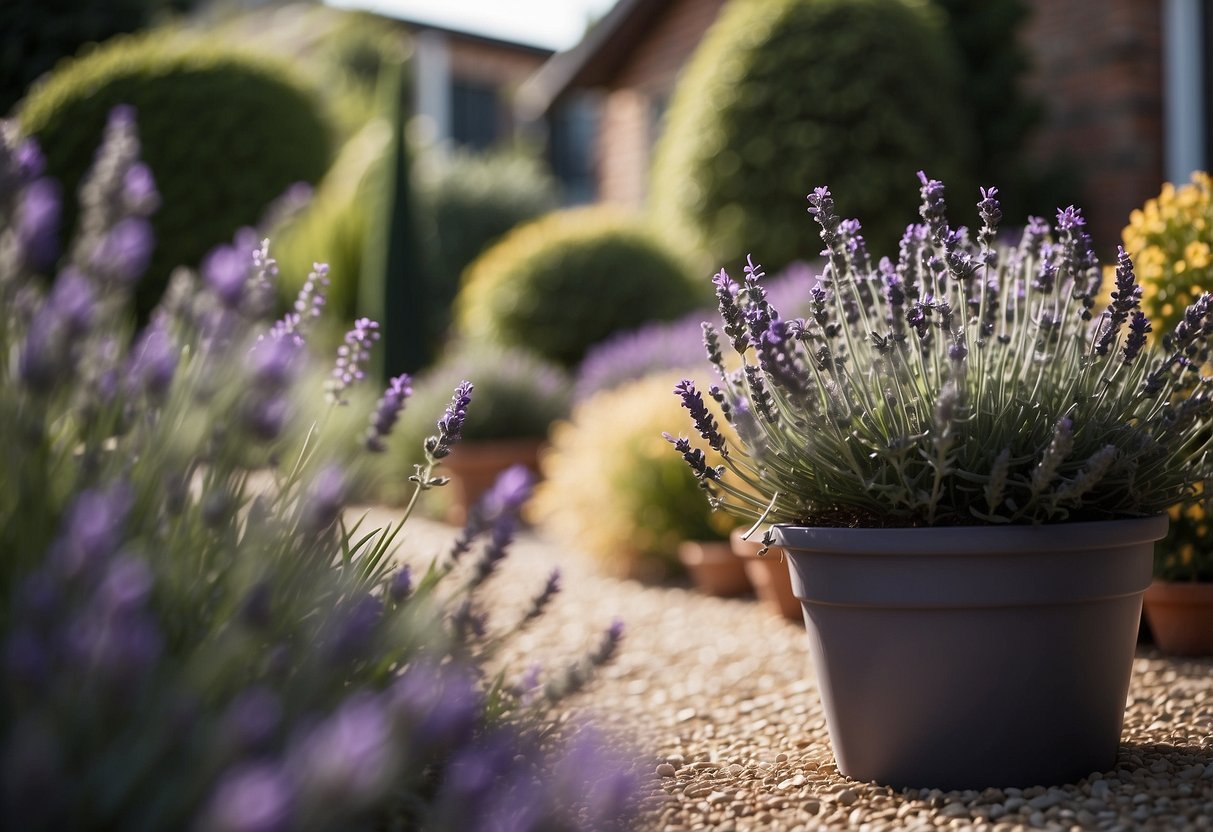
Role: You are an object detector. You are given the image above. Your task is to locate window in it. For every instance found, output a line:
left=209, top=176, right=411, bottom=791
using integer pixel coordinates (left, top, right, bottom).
left=450, top=80, right=500, bottom=150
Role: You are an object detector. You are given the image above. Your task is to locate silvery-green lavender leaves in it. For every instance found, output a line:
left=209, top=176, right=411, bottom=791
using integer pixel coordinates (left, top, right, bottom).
left=0, top=113, right=635, bottom=831
left=672, top=174, right=1213, bottom=528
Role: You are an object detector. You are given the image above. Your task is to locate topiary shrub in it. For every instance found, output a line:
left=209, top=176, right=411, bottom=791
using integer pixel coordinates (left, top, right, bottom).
left=273, top=120, right=391, bottom=324
left=383, top=345, right=571, bottom=487
left=417, top=150, right=558, bottom=342
left=534, top=372, right=733, bottom=582
left=18, top=32, right=334, bottom=314
left=649, top=0, right=974, bottom=269
left=455, top=208, right=705, bottom=367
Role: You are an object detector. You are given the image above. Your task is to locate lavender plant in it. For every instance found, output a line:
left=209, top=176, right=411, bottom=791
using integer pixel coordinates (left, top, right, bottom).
left=671, top=173, right=1213, bottom=535
left=0, top=114, right=636, bottom=831
left=575, top=263, right=816, bottom=402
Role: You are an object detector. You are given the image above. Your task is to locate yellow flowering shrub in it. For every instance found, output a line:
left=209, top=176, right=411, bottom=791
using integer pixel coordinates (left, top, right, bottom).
left=1122, top=171, right=1213, bottom=334
left=1121, top=174, right=1213, bottom=580
left=533, top=372, right=735, bottom=582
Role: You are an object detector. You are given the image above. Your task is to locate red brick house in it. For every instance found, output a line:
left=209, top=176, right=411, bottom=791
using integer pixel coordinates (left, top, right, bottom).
left=522, top=0, right=1209, bottom=249
left=387, top=16, right=554, bottom=151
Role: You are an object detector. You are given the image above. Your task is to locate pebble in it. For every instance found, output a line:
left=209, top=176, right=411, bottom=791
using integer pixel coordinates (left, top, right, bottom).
left=656, top=763, right=677, bottom=778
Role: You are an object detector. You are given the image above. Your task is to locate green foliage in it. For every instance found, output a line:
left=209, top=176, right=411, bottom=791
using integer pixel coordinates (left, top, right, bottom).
left=649, top=0, right=974, bottom=269
left=417, top=150, right=559, bottom=342
left=456, top=208, right=705, bottom=367
left=275, top=121, right=390, bottom=324
left=535, top=373, right=731, bottom=582
left=675, top=180, right=1213, bottom=530
left=19, top=32, right=334, bottom=314
left=0, top=0, right=177, bottom=115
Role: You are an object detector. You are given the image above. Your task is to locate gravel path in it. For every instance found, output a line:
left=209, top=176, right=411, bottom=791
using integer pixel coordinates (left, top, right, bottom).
left=376, top=511, right=1213, bottom=832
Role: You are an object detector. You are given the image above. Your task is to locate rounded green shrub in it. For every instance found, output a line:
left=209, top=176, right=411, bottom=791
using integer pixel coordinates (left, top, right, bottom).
left=274, top=120, right=391, bottom=322
left=379, top=345, right=570, bottom=503
left=455, top=208, right=705, bottom=367
left=19, top=32, right=334, bottom=313
left=534, top=372, right=732, bottom=581
left=417, top=150, right=558, bottom=341
left=649, top=0, right=974, bottom=269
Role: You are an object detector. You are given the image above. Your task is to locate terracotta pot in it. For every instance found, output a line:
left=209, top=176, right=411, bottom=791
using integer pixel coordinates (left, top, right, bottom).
left=729, top=528, right=801, bottom=621
left=773, top=516, right=1167, bottom=790
left=440, top=438, right=544, bottom=525
left=677, top=540, right=752, bottom=597
left=1143, top=580, right=1213, bottom=656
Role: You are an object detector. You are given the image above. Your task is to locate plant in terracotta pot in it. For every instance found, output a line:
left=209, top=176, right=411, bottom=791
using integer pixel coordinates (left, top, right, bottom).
left=669, top=174, right=1213, bottom=789
left=1120, top=171, right=1213, bottom=656
left=535, top=373, right=743, bottom=589
left=386, top=345, right=570, bottom=523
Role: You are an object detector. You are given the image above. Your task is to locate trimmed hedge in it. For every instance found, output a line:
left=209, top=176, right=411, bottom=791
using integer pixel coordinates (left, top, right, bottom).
left=19, top=32, right=333, bottom=313
left=649, top=0, right=975, bottom=269
left=417, top=151, right=558, bottom=342
left=455, top=208, right=705, bottom=367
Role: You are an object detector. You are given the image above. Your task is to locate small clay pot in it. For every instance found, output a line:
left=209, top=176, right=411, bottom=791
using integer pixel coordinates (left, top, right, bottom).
left=729, top=528, right=801, bottom=621
left=440, top=438, right=544, bottom=525
left=677, top=540, right=752, bottom=597
left=1143, top=580, right=1213, bottom=656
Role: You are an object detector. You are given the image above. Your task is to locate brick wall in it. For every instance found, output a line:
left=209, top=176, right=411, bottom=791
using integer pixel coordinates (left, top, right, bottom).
left=1021, top=0, right=1164, bottom=251
left=596, top=0, right=726, bottom=206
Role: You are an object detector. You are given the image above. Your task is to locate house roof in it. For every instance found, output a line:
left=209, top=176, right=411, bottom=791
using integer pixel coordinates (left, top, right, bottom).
left=390, top=16, right=556, bottom=59
left=517, top=0, right=669, bottom=118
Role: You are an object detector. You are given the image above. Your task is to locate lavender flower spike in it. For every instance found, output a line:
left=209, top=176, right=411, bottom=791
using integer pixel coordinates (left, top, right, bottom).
left=674, top=379, right=726, bottom=452
left=425, top=381, right=474, bottom=460
left=662, top=432, right=722, bottom=485
left=325, top=318, right=380, bottom=405
left=365, top=374, right=412, bottom=452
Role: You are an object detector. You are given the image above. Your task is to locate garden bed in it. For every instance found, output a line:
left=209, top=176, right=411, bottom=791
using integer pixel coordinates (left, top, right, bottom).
left=381, top=512, right=1213, bottom=832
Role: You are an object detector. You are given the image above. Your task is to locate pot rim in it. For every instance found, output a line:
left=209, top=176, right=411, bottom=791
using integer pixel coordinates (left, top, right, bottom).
left=772, top=515, right=1168, bottom=556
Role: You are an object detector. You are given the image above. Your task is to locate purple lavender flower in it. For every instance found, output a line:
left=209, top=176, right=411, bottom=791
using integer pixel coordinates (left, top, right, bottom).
left=365, top=373, right=412, bottom=452
left=91, top=216, right=154, bottom=285
left=202, top=243, right=250, bottom=308
left=122, top=162, right=159, bottom=215
left=674, top=379, right=726, bottom=452
left=247, top=335, right=300, bottom=390
left=522, top=568, right=561, bottom=624
left=1094, top=246, right=1143, bottom=356
left=125, top=319, right=178, bottom=398
left=325, top=317, right=379, bottom=405
left=425, top=380, right=474, bottom=460
left=807, top=186, right=841, bottom=248
left=52, top=484, right=134, bottom=577
left=977, top=186, right=1002, bottom=243
left=389, top=565, right=413, bottom=602
left=302, top=465, right=346, bottom=532
left=391, top=660, right=481, bottom=751
left=48, top=268, right=97, bottom=335
left=292, top=694, right=397, bottom=806
left=15, top=177, right=61, bottom=272
left=16, top=137, right=46, bottom=180
left=1123, top=310, right=1152, bottom=363
left=329, top=594, right=383, bottom=659
left=662, top=432, right=721, bottom=484
left=201, top=763, right=294, bottom=832
left=917, top=171, right=948, bottom=238
left=220, top=687, right=283, bottom=752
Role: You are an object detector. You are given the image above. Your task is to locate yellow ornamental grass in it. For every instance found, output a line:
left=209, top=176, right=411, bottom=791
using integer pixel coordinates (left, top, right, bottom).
left=533, top=372, right=734, bottom=581
left=1121, top=171, right=1213, bottom=334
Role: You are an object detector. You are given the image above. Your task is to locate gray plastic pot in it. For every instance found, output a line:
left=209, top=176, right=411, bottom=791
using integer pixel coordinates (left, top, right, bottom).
left=772, top=515, right=1167, bottom=790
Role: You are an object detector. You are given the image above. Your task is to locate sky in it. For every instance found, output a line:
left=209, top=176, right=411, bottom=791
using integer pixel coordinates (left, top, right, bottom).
left=325, top=0, right=620, bottom=51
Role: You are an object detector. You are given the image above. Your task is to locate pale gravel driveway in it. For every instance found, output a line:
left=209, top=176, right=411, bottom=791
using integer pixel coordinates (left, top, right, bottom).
left=369, top=509, right=1213, bottom=832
